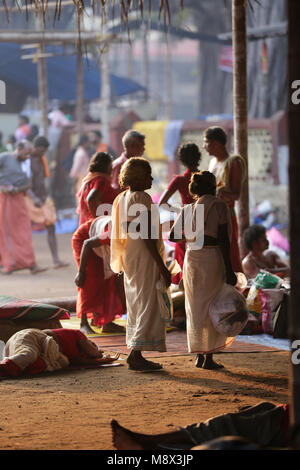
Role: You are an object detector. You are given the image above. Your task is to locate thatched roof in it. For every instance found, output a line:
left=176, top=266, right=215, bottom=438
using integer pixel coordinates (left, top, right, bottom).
left=1, top=0, right=183, bottom=27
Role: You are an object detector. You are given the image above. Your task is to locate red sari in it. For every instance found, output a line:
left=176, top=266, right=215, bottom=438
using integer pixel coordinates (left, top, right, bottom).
left=77, top=173, right=119, bottom=225
left=0, top=193, right=36, bottom=273
left=72, top=219, right=124, bottom=327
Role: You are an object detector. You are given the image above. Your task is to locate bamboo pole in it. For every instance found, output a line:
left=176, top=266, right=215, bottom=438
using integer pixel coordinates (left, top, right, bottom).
left=35, top=12, right=49, bottom=139
left=165, top=40, right=173, bottom=120
left=141, top=23, right=149, bottom=101
left=232, top=0, right=249, bottom=258
left=100, top=44, right=110, bottom=145
left=0, top=31, right=116, bottom=44
left=76, top=52, right=84, bottom=138
left=37, top=42, right=48, bottom=138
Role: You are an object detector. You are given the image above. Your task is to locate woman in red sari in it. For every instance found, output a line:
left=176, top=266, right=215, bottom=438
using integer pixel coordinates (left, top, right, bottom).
left=76, top=151, right=119, bottom=226
left=72, top=189, right=125, bottom=335
left=158, top=143, right=201, bottom=284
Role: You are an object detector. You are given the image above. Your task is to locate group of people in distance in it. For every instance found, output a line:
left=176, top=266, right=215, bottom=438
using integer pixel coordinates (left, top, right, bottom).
left=69, top=126, right=235, bottom=371
left=0, top=123, right=293, bottom=450
left=0, top=124, right=289, bottom=374
left=70, top=125, right=290, bottom=372
left=0, top=136, right=68, bottom=275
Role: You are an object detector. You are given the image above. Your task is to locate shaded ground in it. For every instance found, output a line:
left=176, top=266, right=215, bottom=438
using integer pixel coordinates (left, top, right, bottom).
left=0, top=232, right=290, bottom=450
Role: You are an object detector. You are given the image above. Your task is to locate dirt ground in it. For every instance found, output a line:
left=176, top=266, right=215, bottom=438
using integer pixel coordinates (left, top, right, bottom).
left=0, top=232, right=290, bottom=451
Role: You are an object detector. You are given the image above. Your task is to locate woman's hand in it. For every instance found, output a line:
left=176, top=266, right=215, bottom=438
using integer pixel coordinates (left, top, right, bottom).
left=96, top=353, right=120, bottom=364
left=75, top=271, right=86, bottom=287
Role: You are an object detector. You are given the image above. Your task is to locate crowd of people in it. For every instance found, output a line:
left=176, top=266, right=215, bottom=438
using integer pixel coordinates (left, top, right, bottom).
left=0, top=119, right=293, bottom=449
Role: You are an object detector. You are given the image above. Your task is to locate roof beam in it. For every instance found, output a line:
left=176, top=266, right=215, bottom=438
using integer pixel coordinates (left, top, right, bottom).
left=0, top=30, right=120, bottom=45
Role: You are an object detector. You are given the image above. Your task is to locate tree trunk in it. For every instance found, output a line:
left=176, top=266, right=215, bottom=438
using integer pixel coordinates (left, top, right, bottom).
left=287, top=0, right=300, bottom=431
left=232, top=0, right=249, bottom=258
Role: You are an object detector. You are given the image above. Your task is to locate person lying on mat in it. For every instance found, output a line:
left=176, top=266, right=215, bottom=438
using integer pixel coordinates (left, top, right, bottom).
left=0, top=328, right=119, bottom=378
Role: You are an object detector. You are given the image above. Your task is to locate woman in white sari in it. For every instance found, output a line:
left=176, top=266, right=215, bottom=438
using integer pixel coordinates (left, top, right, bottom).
left=170, top=171, right=237, bottom=370
left=110, top=158, right=171, bottom=371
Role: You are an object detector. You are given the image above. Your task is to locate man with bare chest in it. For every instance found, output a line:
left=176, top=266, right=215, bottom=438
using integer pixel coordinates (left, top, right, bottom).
left=203, top=126, right=245, bottom=273
left=242, top=224, right=290, bottom=279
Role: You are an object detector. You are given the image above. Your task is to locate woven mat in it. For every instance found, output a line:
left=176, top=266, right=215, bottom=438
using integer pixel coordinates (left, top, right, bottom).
left=88, top=329, right=285, bottom=358
left=60, top=316, right=126, bottom=337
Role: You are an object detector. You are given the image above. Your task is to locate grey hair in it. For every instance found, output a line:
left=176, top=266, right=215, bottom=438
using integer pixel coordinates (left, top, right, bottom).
left=17, top=139, right=33, bottom=151
left=122, top=129, right=145, bottom=148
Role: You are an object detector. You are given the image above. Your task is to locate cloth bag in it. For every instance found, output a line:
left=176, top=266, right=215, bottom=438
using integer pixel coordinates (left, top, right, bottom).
left=209, top=284, right=249, bottom=337
left=156, top=260, right=181, bottom=322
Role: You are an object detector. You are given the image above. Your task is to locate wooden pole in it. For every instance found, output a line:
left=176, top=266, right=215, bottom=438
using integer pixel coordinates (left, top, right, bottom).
left=100, top=44, right=110, bottom=144
left=141, top=23, right=149, bottom=101
left=165, top=41, right=173, bottom=120
left=232, top=0, right=249, bottom=258
left=35, top=15, right=49, bottom=139
left=0, top=30, right=115, bottom=44
left=288, top=0, right=300, bottom=433
left=76, top=52, right=84, bottom=138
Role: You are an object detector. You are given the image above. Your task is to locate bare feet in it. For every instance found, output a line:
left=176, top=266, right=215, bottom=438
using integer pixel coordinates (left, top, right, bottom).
left=0, top=269, right=12, bottom=275
left=127, top=356, right=163, bottom=371
left=53, top=261, right=69, bottom=269
left=202, top=358, right=224, bottom=370
left=195, top=354, right=204, bottom=368
left=195, top=353, right=224, bottom=370
left=30, top=264, right=48, bottom=275
left=111, top=420, right=144, bottom=450
left=101, top=322, right=126, bottom=334
left=80, top=323, right=97, bottom=335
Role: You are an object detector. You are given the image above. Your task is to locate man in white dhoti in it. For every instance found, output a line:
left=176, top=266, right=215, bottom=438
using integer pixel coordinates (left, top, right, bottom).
left=110, top=157, right=171, bottom=371
left=170, top=171, right=237, bottom=370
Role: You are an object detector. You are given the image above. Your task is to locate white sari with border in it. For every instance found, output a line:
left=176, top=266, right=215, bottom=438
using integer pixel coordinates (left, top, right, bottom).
left=111, top=190, right=167, bottom=352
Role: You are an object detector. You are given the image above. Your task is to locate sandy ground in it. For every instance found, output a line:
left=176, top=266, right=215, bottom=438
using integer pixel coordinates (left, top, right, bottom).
left=0, top=231, right=290, bottom=451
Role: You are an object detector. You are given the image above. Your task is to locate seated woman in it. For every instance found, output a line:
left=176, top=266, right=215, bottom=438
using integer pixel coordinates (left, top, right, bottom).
left=72, top=189, right=125, bottom=335
left=76, top=151, right=119, bottom=225
left=0, top=328, right=119, bottom=378
left=242, top=224, right=290, bottom=279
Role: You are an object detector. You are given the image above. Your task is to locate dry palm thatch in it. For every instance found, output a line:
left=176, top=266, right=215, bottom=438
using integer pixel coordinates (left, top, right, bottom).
left=1, top=0, right=183, bottom=26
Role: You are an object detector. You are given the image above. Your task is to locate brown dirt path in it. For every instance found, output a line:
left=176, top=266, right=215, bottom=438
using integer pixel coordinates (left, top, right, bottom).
left=0, top=232, right=290, bottom=450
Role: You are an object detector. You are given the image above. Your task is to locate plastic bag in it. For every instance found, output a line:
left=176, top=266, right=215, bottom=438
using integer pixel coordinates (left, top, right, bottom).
left=156, top=261, right=181, bottom=322
left=260, top=288, right=285, bottom=334
left=254, top=271, right=283, bottom=289
left=157, top=279, right=173, bottom=322
left=209, top=284, right=249, bottom=337
left=246, top=285, right=263, bottom=316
